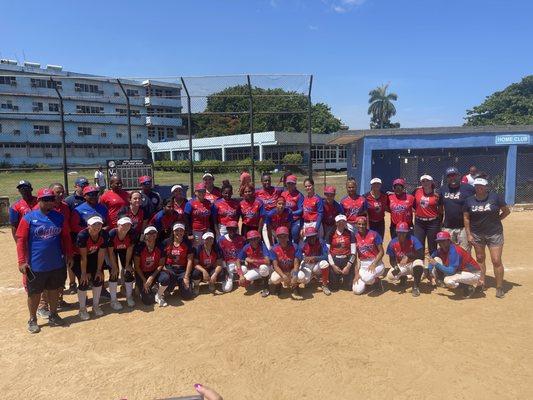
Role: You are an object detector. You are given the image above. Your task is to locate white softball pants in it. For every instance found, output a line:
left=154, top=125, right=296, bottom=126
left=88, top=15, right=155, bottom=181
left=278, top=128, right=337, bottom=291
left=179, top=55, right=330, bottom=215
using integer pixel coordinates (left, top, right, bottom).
left=353, top=259, right=385, bottom=295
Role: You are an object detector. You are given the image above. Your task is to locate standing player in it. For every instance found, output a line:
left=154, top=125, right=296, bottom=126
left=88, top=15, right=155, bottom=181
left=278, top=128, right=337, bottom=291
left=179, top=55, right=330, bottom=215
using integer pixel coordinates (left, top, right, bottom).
left=322, top=186, right=343, bottom=242
left=202, top=173, right=222, bottom=204
left=301, top=178, right=324, bottom=237
left=461, top=165, right=478, bottom=186
left=170, top=184, right=188, bottom=224
left=328, top=215, right=356, bottom=291
left=16, top=188, right=72, bottom=333
left=217, top=220, right=246, bottom=292
left=239, top=183, right=264, bottom=238
left=426, top=231, right=481, bottom=298
left=340, top=178, right=368, bottom=232
left=352, top=216, right=386, bottom=295
left=185, top=183, right=215, bottom=246
left=99, top=175, right=130, bottom=228
left=65, top=177, right=89, bottom=210
left=365, top=177, right=388, bottom=239
left=413, top=175, right=442, bottom=255
left=213, top=183, right=240, bottom=238
left=139, top=175, right=161, bottom=220
left=385, top=222, right=425, bottom=296
left=236, top=230, right=272, bottom=296
left=9, top=180, right=38, bottom=241
left=388, top=178, right=415, bottom=238
left=298, top=227, right=330, bottom=295
left=463, top=177, right=510, bottom=298
left=192, top=232, right=226, bottom=294
left=264, top=197, right=293, bottom=249
left=162, top=223, right=194, bottom=301
left=70, top=186, right=110, bottom=235
left=151, top=198, right=180, bottom=243
left=281, top=175, right=304, bottom=243
left=118, top=191, right=147, bottom=239
left=256, top=172, right=282, bottom=243
left=269, top=226, right=302, bottom=299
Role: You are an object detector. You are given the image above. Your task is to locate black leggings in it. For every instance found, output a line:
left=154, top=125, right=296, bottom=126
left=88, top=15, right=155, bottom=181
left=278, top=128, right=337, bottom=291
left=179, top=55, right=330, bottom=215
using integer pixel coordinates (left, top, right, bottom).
left=72, top=254, right=103, bottom=291
left=369, top=220, right=385, bottom=239
left=111, top=249, right=135, bottom=283
left=414, top=218, right=441, bottom=255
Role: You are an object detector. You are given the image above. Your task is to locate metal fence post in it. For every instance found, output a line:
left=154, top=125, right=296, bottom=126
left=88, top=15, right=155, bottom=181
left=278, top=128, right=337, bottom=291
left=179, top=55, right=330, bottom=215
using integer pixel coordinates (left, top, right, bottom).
left=51, top=77, right=69, bottom=194
left=247, top=75, right=255, bottom=183
left=180, top=77, right=194, bottom=193
left=307, top=75, right=314, bottom=179
left=116, top=79, right=133, bottom=159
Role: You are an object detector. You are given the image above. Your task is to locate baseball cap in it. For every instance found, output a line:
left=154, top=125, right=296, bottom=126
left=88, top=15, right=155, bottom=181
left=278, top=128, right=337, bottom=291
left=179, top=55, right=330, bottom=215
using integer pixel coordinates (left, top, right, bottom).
left=143, top=226, right=158, bottom=235
left=75, top=177, right=89, bottom=186
left=202, top=231, right=215, bottom=240
left=171, top=184, right=183, bottom=193
left=370, top=177, right=382, bottom=185
left=226, top=220, right=239, bottom=228
left=446, top=167, right=459, bottom=176
left=420, top=174, right=433, bottom=182
left=172, top=223, right=186, bottom=231
left=37, top=188, right=54, bottom=200
left=324, top=186, right=336, bottom=194
left=335, top=214, right=347, bottom=222
left=240, top=171, right=251, bottom=181
left=202, top=172, right=214, bottom=179
left=138, top=175, right=152, bottom=185
left=195, top=182, right=206, bottom=191
left=393, top=178, right=406, bottom=187
left=275, top=226, right=290, bottom=236
left=17, top=180, right=32, bottom=189
left=473, top=178, right=488, bottom=186
left=246, top=230, right=261, bottom=240
left=83, top=186, right=99, bottom=195
left=117, top=216, right=132, bottom=226
left=436, top=231, right=451, bottom=241
left=87, top=215, right=104, bottom=226
left=355, top=215, right=367, bottom=223
left=304, top=227, right=318, bottom=237
left=395, top=222, right=410, bottom=233
left=286, top=175, right=297, bottom=184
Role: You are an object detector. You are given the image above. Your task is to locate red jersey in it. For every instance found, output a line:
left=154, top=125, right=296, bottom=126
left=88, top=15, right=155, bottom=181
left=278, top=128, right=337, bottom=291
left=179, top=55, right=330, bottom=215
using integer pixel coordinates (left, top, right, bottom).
left=238, top=243, right=270, bottom=269
left=413, top=188, right=440, bottom=219
left=271, top=243, right=301, bottom=272
left=240, top=198, right=263, bottom=228
left=108, top=228, right=136, bottom=251
left=302, top=194, right=324, bottom=224
left=134, top=242, right=164, bottom=273
left=9, top=197, right=38, bottom=227
left=340, top=195, right=367, bottom=223
left=365, top=192, right=388, bottom=222
left=184, top=199, right=213, bottom=232
left=388, top=193, right=415, bottom=226
left=434, top=243, right=481, bottom=273
left=173, top=199, right=188, bottom=223
left=75, top=229, right=109, bottom=256
left=118, top=206, right=145, bottom=236
left=329, top=229, right=354, bottom=257
left=162, top=238, right=192, bottom=267
left=281, top=190, right=304, bottom=221
left=265, top=208, right=293, bottom=231
left=323, top=200, right=343, bottom=227
left=213, top=198, right=240, bottom=226
left=99, top=189, right=130, bottom=228
left=255, top=187, right=281, bottom=211
left=217, top=234, right=246, bottom=263
left=195, top=245, right=220, bottom=270
left=386, top=235, right=423, bottom=262
left=355, top=230, right=382, bottom=261
left=205, top=187, right=222, bottom=204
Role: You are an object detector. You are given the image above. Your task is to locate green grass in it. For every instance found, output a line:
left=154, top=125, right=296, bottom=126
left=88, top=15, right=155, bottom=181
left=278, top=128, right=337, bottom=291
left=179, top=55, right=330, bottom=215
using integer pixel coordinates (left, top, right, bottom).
left=0, top=169, right=348, bottom=204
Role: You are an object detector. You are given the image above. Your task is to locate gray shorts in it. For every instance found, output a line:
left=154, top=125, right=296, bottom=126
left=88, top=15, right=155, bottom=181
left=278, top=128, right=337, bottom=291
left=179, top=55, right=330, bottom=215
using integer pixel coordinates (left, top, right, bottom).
left=471, top=231, right=504, bottom=247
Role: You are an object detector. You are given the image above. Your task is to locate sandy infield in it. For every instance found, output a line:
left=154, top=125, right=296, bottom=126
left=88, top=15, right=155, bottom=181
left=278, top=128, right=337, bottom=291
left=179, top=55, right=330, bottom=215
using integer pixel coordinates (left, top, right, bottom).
left=0, top=211, right=532, bottom=400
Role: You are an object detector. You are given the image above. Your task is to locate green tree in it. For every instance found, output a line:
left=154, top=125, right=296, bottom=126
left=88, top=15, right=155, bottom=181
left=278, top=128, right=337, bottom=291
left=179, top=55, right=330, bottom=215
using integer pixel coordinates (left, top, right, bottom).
left=464, top=75, right=533, bottom=126
left=368, top=84, right=400, bottom=129
left=191, top=85, right=343, bottom=137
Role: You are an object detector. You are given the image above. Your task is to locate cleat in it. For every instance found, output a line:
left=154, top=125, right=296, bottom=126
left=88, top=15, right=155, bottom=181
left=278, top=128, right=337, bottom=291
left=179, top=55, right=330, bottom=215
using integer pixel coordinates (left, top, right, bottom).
left=126, top=296, right=135, bottom=307
left=99, top=287, right=111, bottom=299
left=261, top=288, right=270, bottom=298
left=93, top=305, right=104, bottom=317
left=155, top=293, right=168, bottom=307
left=463, top=285, right=475, bottom=298
left=208, top=282, right=215, bottom=293
left=48, top=312, right=65, bottom=326
left=412, top=286, right=420, bottom=297
left=65, top=283, right=77, bottom=294
left=193, top=284, right=200, bottom=296
left=28, top=318, right=41, bottom=334
left=291, top=287, right=303, bottom=300
left=36, top=307, right=50, bottom=319
left=322, top=285, right=332, bottom=296
left=79, top=308, right=90, bottom=321
left=57, top=299, right=74, bottom=311
left=399, top=276, right=408, bottom=287
left=495, top=288, right=505, bottom=299
left=110, top=300, right=123, bottom=311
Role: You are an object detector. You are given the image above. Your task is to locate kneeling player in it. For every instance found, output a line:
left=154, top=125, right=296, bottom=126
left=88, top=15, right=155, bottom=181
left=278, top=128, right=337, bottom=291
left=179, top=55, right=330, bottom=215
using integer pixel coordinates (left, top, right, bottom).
left=385, top=222, right=425, bottom=296
left=269, top=226, right=303, bottom=299
left=192, top=232, right=226, bottom=294
left=108, top=216, right=136, bottom=307
left=217, top=220, right=246, bottom=292
left=426, top=231, right=481, bottom=298
left=237, top=230, right=272, bottom=297
left=162, top=223, right=194, bottom=301
left=298, top=227, right=331, bottom=295
left=353, top=216, right=386, bottom=295
left=328, top=214, right=356, bottom=291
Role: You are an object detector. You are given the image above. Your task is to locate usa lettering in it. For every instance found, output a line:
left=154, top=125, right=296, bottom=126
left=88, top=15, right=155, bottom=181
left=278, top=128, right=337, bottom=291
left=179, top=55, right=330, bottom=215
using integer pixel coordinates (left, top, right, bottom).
left=444, top=192, right=460, bottom=200
left=472, top=204, right=491, bottom=212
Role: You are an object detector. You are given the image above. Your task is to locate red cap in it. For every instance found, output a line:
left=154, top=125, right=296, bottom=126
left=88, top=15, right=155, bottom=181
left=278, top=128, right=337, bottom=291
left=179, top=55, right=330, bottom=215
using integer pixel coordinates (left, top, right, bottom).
left=286, top=175, right=297, bottom=184
left=83, top=185, right=99, bottom=195
left=240, top=172, right=251, bottom=181
left=324, top=186, right=336, bottom=194
left=396, top=222, right=410, bottom=233
left=138, top=175, right=152, bottom=184
left=226, top=220, right=239, bottom=228
left=37, top=188, right=55, bottom=199
left=355, top=215, right=367, bottom=223
left=393, top=178, right=406, bottom=186
left=436, top=231, right=451, bottom=241
left=246, top=230, right=261, bottom=240
left=195, top=182, right=206, bottom=191
left=304, top=227, right=318, bottom=237
left=275, top=226, right=290, bottom=236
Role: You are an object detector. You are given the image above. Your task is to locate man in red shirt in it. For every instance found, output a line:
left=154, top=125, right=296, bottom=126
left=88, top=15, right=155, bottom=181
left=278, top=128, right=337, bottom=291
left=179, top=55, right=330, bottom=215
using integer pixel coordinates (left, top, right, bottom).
left=99, top=175, right=130, bottom=228
left=9, top=180, right=38, bottom=241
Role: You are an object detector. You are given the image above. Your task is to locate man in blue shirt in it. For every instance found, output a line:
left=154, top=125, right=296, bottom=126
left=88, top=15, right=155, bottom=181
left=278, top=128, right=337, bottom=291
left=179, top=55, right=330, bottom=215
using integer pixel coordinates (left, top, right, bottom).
left=65, top=176, right=89, bottom=210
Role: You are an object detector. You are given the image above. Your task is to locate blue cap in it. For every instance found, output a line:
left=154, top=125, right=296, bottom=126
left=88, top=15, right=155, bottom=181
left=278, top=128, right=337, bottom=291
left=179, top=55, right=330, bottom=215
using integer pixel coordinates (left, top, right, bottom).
left=445, top=167, right=459, bottom=176
left=75, top=177, right=89, bottom=186
left=16, top=180, right=32, bottom=189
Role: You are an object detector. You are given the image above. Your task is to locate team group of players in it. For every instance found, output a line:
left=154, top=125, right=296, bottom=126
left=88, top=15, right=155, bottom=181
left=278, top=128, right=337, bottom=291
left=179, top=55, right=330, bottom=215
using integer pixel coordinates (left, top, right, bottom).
left=11, top=166, right=510, bottom=333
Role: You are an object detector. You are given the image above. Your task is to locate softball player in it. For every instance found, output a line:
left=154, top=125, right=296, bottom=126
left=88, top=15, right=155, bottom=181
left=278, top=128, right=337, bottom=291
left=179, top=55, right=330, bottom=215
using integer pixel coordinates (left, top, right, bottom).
left=364, top=177, right=388, bottom=239
left=239, top=183, right=264, bottom=238
left=269, top=226, right=303, bottom=299
left=150, top=198, right=180, bottom=244
left=301, top=178, right=324, bottom=238
left=263, top=196, right=293, bottom=249
left=281, top=175, right=304, bottom=243
left=217, top=220, right=246, bottom=293
left=340, top=178, right=368, bottom=232
left=322, top=186, right=342, bottom=242
left=213, top=183, right=240, bottom=238
left=161, top=223, right=194, bottom=301
left=298, top=227, right=330, bottom=295
left=328, top=214, right=356, bottom=291
left=118, top=191, right=148, bottom=239
left=170, top=184, right=188, bottom=222
left=108, top=216, right=136, bottom=308
left=387, top=178, right=414, bottom=238
left=413, top=175, right=442, bottom=255
left=192, top=231, right=226, bottom=294
left=236, top=230, right=272, bottom=297
left=184, top=183, right=215, bottom=246
left=202, top=172, right=222, bottom=204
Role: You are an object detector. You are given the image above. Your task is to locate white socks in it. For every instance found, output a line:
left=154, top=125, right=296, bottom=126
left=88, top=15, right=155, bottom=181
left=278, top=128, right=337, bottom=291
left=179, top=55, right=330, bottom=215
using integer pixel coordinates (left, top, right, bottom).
left=78, top=290, right=87, bottom=310
left=125, top=281, right=133, bottom=298
left=157, top=284, right=167, bottom=296
left=92, top=286, right=102, bottom=308
left=109, top=282, right=118, bottom=302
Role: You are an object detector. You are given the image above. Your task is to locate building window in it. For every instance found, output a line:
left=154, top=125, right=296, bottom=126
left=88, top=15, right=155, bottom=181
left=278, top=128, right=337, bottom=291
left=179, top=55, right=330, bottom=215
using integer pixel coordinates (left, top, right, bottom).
left=76, top=105, right=104, bottom=114
left=136, top=133, right=142, bottom=139
left=13, top=129, right=21, bottom=135
left=1, top=100, right=14, bottom=110
left=32, top=102, right=44, bottom=112
left=74, top=82, right=103, bottom=94
left=100, top=132, right=107, bottom=137
left=148, top=127, right=156, bottom=139
left=116, top=132, right=123, bottom=138
left=116, top=108, right=140, bottom=116
left=126, top=88, right=139, bottom=97
left=0, top=76, right=16, bottom=85
left=49, top=103, right=59, bottom=112
left=30, top=78, right=62, bottom=90
left=0, top=123, right=2, bottom=133
left=157, top=127, right=165, bottom=141
left=33, top=125, right=50, bottom=135
left=166, top=127, right=174, bottom=138
left=77, top=127, right=92, bottom=136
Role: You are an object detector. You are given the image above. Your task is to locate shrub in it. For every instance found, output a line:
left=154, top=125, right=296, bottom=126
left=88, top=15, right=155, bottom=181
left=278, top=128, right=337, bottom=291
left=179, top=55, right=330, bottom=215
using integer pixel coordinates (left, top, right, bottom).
left=282, top=152, right=303, bottom=166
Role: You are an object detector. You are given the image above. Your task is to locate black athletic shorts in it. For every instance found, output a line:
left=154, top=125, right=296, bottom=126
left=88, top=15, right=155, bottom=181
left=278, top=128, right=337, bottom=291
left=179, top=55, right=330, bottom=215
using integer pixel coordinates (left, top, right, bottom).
left=26, top=267, right=67, bottom=296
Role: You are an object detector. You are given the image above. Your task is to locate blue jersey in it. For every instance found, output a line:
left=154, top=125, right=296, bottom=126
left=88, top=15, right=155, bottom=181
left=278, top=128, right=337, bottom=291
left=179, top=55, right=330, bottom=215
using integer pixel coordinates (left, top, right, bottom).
left=71, top=202, right=109, bottom=232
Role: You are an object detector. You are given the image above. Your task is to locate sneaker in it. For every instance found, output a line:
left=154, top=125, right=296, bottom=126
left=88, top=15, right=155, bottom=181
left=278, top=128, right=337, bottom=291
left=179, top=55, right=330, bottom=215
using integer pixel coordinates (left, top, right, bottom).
left=110, top=300, right=123, bottom=311
left=79, top=308, right=90, bottom=321
left=261, top=288, right=270, bottom=298
left=155, top=293, right=168, bottom=307
left=373, top=278, right=385, bottom=293
left=66, top=283, right=77, bottom=294
left=193, top=283, right=200, bottom=296
left=399, top=276, right=408, bottom=287
left=322, top=285, right=332, bottom=296
left=48, top=312, right=65, bottom=327
left=57, top=299, right=74, bottom=311
left=291, top=287, right=303, bottom=300
left=36, top=307, right=50, bottom=319
left=270, top=284, right=281, bottom=297
left=208, top=282, right=215, bottom=293
left=28, top=318, right=40, bottom=334
left=436, top=279, right=445, bottom=288
left=126, top=296, right=135, bottom=307
left=463, top=285, right=475, bottom=298
left=100, top=287, right=111, bottom=299
left=93, top=305, right=104, bottom=317
left=412, top=286, right=420, bottom=297
left=496, top=287, right=505, bottom=299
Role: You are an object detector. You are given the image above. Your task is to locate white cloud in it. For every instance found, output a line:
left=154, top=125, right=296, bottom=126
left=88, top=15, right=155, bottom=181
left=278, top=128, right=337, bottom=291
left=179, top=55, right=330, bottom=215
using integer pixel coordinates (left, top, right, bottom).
left=331, top=0, right=366, bottom=13
left=333, top=5, right=347, bottom=13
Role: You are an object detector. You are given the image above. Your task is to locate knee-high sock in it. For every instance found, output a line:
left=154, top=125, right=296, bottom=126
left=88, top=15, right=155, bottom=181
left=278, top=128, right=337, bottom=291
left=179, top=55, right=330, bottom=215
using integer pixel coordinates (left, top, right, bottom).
left=321, top=268, right=329, bottom=285
left=78, top=290, right=87, bottom=310
left=92, top=286, right=102, bottom=308
left=125, top=281, right=133, bottom=298
left=109, top=281, right=118, bottom=302
left=157, top=284, right=168, bottom=296
left=413, top=265, right=423, bottom=287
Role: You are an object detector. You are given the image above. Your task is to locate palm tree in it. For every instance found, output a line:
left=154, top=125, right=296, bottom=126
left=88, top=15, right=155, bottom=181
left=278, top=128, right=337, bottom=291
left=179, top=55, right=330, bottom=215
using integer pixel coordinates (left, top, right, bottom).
left=368, top=84, right=398, bottom=129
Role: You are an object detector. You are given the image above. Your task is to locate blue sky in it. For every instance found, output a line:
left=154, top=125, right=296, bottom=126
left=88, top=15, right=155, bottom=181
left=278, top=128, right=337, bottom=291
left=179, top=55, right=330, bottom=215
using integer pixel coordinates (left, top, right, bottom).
left=1, top=0, right=532, bottom=129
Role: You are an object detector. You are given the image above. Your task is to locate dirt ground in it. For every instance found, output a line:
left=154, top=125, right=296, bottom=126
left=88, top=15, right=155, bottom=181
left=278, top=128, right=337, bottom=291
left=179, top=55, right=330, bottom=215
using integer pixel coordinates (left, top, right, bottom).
left=0, top=212, right=532, bottom=400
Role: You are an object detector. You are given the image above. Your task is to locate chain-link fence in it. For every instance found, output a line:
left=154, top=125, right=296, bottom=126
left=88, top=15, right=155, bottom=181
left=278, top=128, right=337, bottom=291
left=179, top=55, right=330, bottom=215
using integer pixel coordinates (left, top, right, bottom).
left=516, top=146, right=533, bottom=204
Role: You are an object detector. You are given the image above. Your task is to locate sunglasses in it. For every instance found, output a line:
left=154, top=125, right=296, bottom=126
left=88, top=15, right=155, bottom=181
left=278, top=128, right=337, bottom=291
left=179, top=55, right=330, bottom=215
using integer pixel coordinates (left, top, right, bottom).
left=85, top=192, right=99, bottom=197
left=41, top=197, right=56, bottom=202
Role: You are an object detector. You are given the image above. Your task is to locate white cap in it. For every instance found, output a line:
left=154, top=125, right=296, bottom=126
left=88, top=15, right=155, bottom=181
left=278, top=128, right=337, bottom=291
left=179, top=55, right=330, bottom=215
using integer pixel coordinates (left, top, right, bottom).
left=473, top=177, right=488, bottom=186
left=370, top=177, right=382, bottom=185
left=202, top=231, right=215, bottom=240
left=172, top=223, right=186, bottom=231
left=143, top=226, right=158, bottom=235
left=420, top=174, right=433, bottom=181
left=117, top=216, right=132, bottom=226
left=87, top=215, right=103, bottom=226
left=171, top=184, right=183, bottom=193
left=335, top=214, right=347, bottom=222
left=202, top=173, right=214, bottom=179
